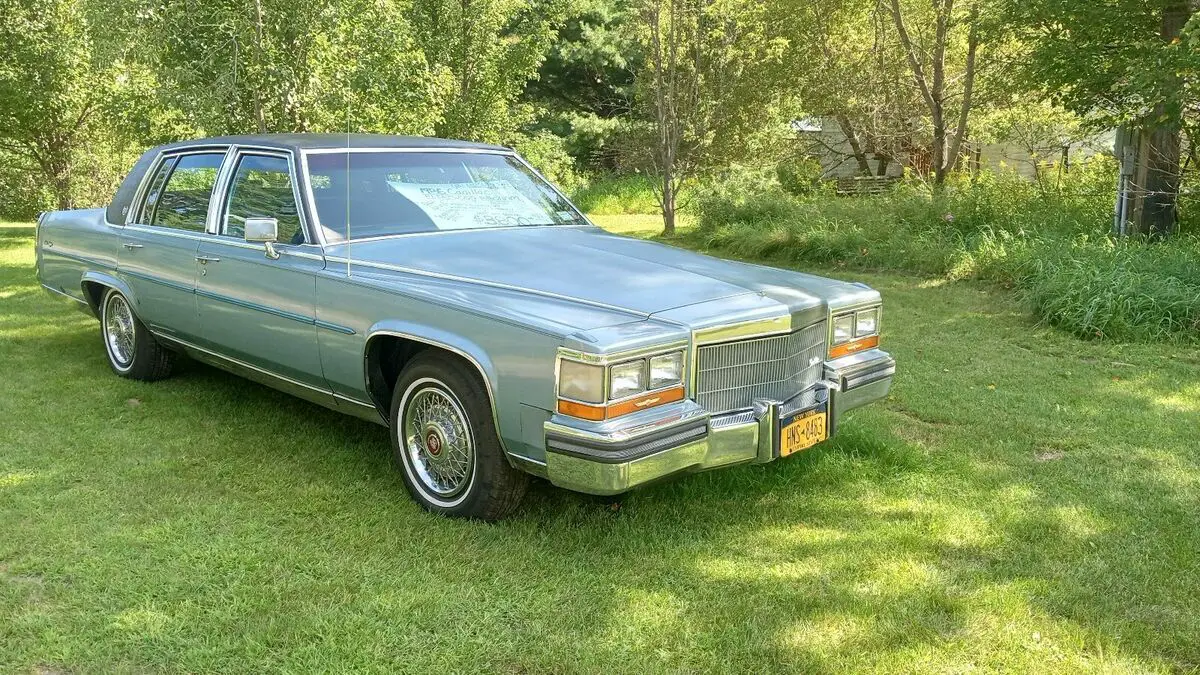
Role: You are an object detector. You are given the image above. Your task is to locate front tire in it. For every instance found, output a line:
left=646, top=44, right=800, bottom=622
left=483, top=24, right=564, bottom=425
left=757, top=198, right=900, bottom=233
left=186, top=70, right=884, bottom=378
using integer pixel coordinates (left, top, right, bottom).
left=100, top=289, right=176, bottom=381
left=390, top=352, right=528, bottom=520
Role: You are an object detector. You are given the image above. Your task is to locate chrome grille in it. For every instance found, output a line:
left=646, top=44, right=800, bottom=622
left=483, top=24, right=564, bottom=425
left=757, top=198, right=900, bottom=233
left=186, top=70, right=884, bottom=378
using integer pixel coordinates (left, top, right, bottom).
left=695, top=320, right=827, bottom=414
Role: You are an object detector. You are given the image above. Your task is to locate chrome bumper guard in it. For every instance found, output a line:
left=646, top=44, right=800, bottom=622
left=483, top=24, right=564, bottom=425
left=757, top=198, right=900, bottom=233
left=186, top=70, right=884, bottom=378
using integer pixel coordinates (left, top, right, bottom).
left=544, top=349, right=895, bottom=495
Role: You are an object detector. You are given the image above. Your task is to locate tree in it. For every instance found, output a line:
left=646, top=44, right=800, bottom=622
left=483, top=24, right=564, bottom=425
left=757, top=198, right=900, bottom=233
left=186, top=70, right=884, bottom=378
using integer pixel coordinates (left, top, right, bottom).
left=409, top=0, right=562, bottom=144
left=523, top=0, right=643, bottom=170
left=885, top=0, right=982, bottom=186
left=776, top=0, right=922, bottom=178
left=1008, top=0, right=1200, bottom=236
left=0, top=0, right=103, bottom=209
left=124, top=0, right=442, bottom=136
left=631, top=0, right=788, bottom=235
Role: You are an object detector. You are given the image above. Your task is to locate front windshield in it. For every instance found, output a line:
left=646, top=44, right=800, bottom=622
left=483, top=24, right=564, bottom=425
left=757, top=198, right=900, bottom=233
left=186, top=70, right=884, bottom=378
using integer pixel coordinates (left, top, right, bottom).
left=305, top=151, right=587, bottom=242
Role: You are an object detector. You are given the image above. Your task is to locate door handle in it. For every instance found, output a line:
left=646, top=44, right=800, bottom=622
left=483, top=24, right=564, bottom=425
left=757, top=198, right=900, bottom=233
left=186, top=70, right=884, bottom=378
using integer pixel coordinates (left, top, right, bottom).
left=122, top=243, right=144, bottom=250
left=195, top=255, right=221, bottom=263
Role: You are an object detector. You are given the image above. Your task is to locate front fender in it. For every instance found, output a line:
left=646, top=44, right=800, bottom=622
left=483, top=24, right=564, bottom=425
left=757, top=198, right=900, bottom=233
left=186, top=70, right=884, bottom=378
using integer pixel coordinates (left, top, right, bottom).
left=363, top=319, right=500, bottom=394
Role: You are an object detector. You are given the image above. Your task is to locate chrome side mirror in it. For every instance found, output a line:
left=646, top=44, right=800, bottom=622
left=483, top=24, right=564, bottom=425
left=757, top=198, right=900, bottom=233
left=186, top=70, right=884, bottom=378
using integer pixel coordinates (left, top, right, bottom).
left=244, top=217, right=280, bottom=259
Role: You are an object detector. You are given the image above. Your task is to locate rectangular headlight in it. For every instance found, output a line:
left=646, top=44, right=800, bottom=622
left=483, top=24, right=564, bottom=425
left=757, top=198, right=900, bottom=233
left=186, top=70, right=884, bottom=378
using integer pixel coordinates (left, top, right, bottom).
left=855, top=308, right=879, bottom=336
left=833, top=314, right=854, bottom=345
left=648, top=352, right=684, bottom=389
left=558, top=360, right=604, bottom=403
left=609, top=359, right=646, bottom=399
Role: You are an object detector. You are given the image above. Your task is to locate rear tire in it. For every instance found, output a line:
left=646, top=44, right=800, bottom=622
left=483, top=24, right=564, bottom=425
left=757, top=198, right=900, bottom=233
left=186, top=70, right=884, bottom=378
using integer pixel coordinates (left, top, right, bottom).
left=389, top=351, right=528, bottom=520
left=100, top=288, right=175, bottom=381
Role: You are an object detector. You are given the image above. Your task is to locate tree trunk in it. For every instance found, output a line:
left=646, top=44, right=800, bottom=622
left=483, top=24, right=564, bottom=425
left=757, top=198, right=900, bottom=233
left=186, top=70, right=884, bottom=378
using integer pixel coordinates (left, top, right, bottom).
left=661, top=175, right=676, bottom=236
left=1120, top=0, right=1190, bottom=237
left=252, top=0, right=267, bottom=133
left=836, top=114, right=873, bottom=176
left=45, top=140, right=73, bottom=210
left=876, top=154, right=891, bottom=177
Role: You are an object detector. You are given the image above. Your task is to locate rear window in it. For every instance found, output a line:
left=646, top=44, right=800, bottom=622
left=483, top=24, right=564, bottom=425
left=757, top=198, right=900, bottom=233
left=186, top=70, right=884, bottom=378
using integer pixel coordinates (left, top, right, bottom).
left=144, top=153, right=224, bottom=232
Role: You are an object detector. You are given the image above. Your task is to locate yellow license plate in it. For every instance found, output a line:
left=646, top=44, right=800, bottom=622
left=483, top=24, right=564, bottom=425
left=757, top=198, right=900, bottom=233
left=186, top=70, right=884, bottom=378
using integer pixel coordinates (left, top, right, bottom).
left=780, top=409, right=828, bottom=457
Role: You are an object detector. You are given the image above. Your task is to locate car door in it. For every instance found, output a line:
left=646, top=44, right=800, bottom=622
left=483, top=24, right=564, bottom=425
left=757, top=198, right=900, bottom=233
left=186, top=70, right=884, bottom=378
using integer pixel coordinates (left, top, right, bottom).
left=194, top=149, right=330, bottom=391
left=118, top=150, right=226, bottom=342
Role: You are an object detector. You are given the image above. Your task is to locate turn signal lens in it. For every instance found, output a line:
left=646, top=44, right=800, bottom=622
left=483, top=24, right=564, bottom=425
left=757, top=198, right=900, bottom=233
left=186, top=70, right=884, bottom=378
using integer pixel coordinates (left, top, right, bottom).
left=829, top=335, right=879, bottom=359
left=557, top=398, right=606, bottom=421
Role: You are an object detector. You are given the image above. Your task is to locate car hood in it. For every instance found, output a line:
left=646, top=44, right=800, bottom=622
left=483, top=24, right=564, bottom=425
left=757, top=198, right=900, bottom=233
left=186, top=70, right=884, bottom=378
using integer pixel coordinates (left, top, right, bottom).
left=323, top=226, right=865, bottom=321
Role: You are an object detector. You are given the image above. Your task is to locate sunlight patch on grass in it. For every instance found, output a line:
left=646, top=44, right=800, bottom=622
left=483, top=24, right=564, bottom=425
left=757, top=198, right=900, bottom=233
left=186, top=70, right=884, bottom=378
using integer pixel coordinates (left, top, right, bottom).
left=1153, top=384, right=1200, bottom=413
left=112, top=607, right=172, bottom=635
left=0, top=471, right=41, bottom=488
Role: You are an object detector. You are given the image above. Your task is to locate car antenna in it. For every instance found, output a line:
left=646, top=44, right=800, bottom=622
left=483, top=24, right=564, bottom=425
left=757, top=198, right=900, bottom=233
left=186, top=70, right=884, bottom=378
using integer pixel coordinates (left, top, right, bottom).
left=345, top=100, right=351, bottom=278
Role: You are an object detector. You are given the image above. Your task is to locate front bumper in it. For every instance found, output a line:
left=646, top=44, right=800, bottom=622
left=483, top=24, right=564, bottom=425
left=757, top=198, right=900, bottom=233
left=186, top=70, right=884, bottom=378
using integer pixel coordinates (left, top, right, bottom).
left=543, top=348, right=895, bottom=495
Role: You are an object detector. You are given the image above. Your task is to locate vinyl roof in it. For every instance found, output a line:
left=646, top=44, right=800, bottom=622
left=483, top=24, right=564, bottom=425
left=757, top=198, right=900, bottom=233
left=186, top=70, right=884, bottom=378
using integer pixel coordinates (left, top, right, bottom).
left=154, top=133, right=510, bottom=153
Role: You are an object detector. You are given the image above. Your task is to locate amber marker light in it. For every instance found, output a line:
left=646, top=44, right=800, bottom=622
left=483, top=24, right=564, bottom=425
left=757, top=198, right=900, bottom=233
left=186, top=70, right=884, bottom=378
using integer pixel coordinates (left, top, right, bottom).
left=557, top=399, right=607, bottom=421
left=829, top=334, right=879, bottom=359
left=557, top=385, right=685, bottom=421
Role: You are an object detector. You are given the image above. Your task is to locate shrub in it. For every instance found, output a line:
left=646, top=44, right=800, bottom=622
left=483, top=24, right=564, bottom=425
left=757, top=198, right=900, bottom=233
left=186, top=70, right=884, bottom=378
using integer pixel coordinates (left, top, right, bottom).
left=512, top=130, right=585, bottom=194
left=775, top=157, right=824, bottom=197
left=689, top=159, right=1200, bottom=343
left=571, top=174, right=660, bottom=215
left=1024, top=238, right=1200, bottom=342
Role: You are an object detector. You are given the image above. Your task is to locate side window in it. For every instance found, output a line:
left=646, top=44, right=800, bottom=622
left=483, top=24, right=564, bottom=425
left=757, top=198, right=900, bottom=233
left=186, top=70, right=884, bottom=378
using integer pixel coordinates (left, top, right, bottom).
left=223, top=154, right=304, bottom=245
left=151, top=153, right=224, bottom=232
left=136, top=157, right=177, bottom=224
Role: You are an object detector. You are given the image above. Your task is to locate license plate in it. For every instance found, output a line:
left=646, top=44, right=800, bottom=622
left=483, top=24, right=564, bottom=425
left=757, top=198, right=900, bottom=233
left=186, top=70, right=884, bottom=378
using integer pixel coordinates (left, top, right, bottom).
left=779, top=408, right=828, bottom=457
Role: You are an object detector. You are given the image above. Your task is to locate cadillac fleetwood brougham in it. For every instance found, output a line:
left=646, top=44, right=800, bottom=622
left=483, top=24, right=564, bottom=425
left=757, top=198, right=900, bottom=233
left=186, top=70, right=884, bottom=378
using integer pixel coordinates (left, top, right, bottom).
left=35, top=134, right=895, bottom=520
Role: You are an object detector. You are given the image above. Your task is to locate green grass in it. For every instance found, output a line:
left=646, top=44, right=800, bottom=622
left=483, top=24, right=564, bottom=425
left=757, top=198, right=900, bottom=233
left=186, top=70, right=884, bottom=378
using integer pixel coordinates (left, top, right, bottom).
left=571, top=174, right=661, bottom=215
left=3, top=222, right=1200, bottom=672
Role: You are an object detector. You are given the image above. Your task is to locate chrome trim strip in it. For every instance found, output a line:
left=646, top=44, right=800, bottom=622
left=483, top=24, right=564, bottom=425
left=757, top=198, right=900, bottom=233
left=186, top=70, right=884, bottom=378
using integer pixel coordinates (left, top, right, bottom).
left=41, top=248, right=114, bottom=270
left=334, top=393, right=378, bottom=409
left=362, top=330, right=511, bottom=459
left=201, top=234, right=326, bottom=260
left=41, top=283, right=88, bottom=304
left=315, top=319, right=357, bottom=335
left=151, top=330, right=333, bottom=397
left=302, top=147, right=513, bottom=155
left=126, top=147, right=231, bottom=227
left=124, top=223, right=209, bottom=242
left=326, top=256, right=648, bottom=319
left=194, top=288, right=313, bottom=325
left=324, top=223, right=596, bottom=245
left=692, top=314, right=792, bottom=345
left=123, top=268, right=192, bottom=293
left=557, top=341, right=688, bottom=366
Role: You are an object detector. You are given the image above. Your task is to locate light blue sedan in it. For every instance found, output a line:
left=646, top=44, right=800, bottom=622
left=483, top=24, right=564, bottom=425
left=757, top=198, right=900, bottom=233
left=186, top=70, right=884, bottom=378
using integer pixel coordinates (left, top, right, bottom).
left=35, top=134, right=895, bottom=520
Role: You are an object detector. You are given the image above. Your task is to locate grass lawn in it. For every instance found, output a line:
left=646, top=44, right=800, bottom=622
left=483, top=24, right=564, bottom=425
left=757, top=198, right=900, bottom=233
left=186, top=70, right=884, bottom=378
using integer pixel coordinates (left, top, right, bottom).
left=2, top=220, right=1199, bottom=672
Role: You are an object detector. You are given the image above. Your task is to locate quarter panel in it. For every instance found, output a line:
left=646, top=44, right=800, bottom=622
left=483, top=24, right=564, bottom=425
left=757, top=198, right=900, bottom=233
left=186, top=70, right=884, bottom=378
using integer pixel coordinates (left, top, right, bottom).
left=37, top=209, right=117, bottom=303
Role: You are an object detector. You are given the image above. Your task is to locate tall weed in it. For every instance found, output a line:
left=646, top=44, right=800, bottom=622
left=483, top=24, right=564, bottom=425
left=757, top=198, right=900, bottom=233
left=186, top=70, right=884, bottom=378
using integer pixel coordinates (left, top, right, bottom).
left=690, top=159, right=1200, bottom=343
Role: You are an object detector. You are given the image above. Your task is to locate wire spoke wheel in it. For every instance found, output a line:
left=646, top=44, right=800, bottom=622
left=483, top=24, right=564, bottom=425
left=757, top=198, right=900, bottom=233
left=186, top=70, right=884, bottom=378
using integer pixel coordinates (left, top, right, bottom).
left=103, top=293, right=136, bottom=368
left=402, top=384, right=475, bottom=499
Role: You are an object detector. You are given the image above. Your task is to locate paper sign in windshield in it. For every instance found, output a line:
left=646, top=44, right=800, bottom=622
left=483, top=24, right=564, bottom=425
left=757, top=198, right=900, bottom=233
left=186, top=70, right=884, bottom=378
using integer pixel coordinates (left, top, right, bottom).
left=387, top=180, right=552, bottom=230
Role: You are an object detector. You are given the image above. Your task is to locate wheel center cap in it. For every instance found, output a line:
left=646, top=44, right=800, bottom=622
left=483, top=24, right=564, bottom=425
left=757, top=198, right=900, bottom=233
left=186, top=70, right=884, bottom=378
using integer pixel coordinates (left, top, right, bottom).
left=425, top=431, right=442, bottom=456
